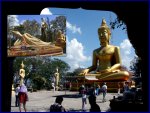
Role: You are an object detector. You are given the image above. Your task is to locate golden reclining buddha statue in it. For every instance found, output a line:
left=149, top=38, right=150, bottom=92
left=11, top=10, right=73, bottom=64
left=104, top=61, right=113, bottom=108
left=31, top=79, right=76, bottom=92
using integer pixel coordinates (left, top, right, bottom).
left=12, top=31, right=51, bottom=47
left=8, top=31, right=64, bottom=57
left=80, top=19, right=131, bottom=81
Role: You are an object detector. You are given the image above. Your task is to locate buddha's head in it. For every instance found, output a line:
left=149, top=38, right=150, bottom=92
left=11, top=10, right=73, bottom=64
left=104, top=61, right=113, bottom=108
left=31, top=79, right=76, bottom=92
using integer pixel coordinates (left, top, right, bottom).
left=58, top=30, right=62, bottom=35
left=56, top=67, right=58, bottom=72
left=98, top=19, right=111, bottom=46
left=12, top=31, right=23, bottom=38
left=21, top=61, right=25, bottom=69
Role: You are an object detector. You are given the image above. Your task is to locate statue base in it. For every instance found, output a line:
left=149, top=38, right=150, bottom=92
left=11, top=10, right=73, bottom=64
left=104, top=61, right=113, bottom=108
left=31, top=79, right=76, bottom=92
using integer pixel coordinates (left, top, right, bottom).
left=76, top=74, right=130, bottom=92
left=85, top=71, right=130, bottom=81
left=8, top=45, right=63, bottom=57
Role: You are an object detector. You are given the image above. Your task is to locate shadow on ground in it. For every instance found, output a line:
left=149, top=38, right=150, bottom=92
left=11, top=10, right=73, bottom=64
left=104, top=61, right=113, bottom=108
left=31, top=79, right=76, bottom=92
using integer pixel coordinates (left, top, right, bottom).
left=67, top=108, right=89, bottom=112
left=53, top=94, right=82, bottom=98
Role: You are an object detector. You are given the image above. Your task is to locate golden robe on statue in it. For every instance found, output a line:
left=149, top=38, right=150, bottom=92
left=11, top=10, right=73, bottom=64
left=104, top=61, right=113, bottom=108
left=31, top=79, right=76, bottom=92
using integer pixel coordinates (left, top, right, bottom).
left=80, top=19, right=131, bottom=81
left=12, top=31, right=51, bottom=47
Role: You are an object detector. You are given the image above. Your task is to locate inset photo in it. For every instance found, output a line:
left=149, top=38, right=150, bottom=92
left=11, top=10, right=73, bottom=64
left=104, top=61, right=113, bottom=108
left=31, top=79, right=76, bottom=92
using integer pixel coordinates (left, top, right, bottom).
left=7, top=15, right=66, bottom=57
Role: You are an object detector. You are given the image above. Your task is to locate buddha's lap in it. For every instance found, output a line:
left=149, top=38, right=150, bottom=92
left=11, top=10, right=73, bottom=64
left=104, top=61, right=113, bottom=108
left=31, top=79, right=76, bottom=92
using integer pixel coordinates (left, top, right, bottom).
left=85, top=71, right=129, bottom=81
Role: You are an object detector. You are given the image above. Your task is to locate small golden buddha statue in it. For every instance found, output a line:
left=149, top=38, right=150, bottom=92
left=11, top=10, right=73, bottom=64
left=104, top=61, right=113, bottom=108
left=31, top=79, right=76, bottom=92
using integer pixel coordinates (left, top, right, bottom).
left=55, top=30, right=66, bottom=50
left=57, top=30, right=66, bottom=42
left=81, top=19, right=130, bottom=81
left=54, top=67, right=60, bottom=90
left=19, top=61, right=25, bottom=85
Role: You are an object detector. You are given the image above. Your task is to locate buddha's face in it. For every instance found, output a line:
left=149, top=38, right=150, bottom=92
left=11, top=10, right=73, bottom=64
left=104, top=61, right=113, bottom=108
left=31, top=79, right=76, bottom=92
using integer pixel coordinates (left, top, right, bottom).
left=12, top=31, right=23, bottom=38
left=56, top=68, right=58, bottom=72
left=99, top=29, right=110, bottom=46
left=21, top=64, right=24, bottom=69
left=58, top=30, right=62, bottom=35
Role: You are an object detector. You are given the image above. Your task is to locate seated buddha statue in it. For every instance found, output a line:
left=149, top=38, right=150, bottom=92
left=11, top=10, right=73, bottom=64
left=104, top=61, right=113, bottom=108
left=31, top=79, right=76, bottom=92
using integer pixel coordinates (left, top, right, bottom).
left=80, top=19, right=130, bottom=81
left=56, top=30, right=66, bottom=42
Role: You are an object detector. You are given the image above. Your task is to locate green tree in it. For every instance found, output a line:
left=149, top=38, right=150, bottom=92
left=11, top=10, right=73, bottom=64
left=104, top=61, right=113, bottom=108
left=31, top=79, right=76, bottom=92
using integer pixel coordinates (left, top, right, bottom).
left=13, top=57, right=70, bottom=90
left=22, top=20, right=40, bottom=36
left=32, top=76, right=46, bottom=90
left=13, top=25, right=25, bottom=34
left=73, top=67, right=84, bottom=76
left=110, top=17, right=127, bottom=31
left=7, top=15, right=19, bottom=33
left=50, top=16, right=66, bottom=40
left=7, top=15, right=19, bottom=48
left=46, top=17, right=53, bottom=42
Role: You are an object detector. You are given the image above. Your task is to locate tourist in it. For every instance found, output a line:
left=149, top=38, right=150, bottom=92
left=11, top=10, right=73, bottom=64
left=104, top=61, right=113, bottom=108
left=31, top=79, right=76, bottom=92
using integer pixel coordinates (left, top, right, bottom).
left=50, top=96, right=66, bottom=112
left=96, top=85, right=100, bottom=96
left=123, top=82, right=129, bottom=92
left=52, top=82, right=55, bottom=92
left=15, top=83, right=20, bottom=107
left=81, top=85, right=87, bottom=111
left=102, top=82, right=107, bottom=102
left=18, top=84, right=28, bottom=112
left=79, top=85, right=84, bottom=94
left=88, top=95, right=101, bottom=112
left=118, top=82, right=121, bottom=95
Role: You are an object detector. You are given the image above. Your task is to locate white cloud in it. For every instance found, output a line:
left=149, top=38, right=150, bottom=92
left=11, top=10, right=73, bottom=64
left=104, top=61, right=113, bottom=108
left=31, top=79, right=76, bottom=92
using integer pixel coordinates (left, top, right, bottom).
left=61, top=38, right=91, bottom=71
left=40, top=8, right=53, bottom=15
left=120, top=39, right=134, bottom=69
left=20, top=20, right=26, bottom=25
left=66, top=21, right=82, bottom=34
left=67, top=38, right=90, bottom=61
left=8, top=15, right=19, bottom=27
left=120, top=39, right=132, bottom=55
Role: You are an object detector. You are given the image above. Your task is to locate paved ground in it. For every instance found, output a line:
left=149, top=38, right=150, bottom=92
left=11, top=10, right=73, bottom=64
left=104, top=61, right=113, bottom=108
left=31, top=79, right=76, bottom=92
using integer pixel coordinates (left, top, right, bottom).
left=11, top=90, right=121, bottom=112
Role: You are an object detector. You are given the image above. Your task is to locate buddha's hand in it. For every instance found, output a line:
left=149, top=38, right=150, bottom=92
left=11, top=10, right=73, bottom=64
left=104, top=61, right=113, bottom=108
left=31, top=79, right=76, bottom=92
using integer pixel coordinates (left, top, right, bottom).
left=79, top=69, right=89, bottom=75
left=20, top=73, right=25, bottom=77
left=100, top=68, right=112, bottom=74
left=12, top=31, right=23, bottom=38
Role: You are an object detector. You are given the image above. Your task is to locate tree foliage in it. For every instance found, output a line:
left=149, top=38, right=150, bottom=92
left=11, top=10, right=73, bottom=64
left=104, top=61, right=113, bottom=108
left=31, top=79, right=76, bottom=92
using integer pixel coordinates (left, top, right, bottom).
left=7, top=15, right=19, bottom=47
left=13, top=25, right=25, bottom=34
left=73, top=67, right=83, bottom=76
left=110, top=17, right=127, bottom=31
left=7, top=15, right=18, bottom=32
left=130, top=56, right=141, bottom=77
left=20, top=20, right=41, bottom=36
left=50, top=16, right=66, bottom=34
left=13, top=57, right=70, bottom=90
left=65, top=67, right=84, bottom=82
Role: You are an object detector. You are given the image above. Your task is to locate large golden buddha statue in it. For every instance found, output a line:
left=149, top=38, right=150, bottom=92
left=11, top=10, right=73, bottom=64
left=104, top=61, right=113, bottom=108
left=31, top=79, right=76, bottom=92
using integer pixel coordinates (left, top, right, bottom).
left=81, top=19, right=130, bottom=81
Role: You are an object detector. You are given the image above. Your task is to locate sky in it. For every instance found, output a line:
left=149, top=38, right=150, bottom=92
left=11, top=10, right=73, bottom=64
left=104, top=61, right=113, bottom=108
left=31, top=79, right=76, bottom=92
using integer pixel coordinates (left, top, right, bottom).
left=8, top=15, right=58, bottom=27
left=8, top=7, right=136, bottom=72
left=41, top=8, right=136, bottom=71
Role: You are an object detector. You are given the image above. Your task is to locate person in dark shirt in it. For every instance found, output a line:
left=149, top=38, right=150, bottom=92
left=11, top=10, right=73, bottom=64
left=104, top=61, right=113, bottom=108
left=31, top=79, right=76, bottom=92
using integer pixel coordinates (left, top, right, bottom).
left=88, top=95, right=101, bottom=112
left=50, top=96, right=66, bottom=112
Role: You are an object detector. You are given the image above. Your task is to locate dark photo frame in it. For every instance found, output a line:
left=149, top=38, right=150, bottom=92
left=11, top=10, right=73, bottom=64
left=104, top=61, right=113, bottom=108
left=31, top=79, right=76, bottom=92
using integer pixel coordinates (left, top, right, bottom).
left=1, top=1, right=149, bottom=112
